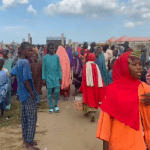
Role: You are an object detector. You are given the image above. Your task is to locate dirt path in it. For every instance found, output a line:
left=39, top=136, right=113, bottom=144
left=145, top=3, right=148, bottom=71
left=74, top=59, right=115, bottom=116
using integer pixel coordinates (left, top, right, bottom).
left=0, top=85, right=103, bottom=150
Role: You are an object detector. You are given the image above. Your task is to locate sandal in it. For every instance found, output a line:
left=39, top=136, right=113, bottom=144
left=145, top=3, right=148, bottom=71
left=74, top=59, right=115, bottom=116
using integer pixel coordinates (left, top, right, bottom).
left=54, top=107, right=59, bottom=113
left=49, top=109, right=54, bottom=114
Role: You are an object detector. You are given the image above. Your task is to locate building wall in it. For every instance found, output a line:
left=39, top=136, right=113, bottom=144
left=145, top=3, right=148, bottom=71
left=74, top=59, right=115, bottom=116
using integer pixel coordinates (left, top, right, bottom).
left=22, top=38, right=25, bottom=42
left=72, top=42, right=78, bottom=52
left=46, top=40, right=66, bottom=47
left=111, top=41, right=150, bottom=51
left=68, top=39, right=72, bottom=46
left=28, top=34, right=30, bottom=43
left=30, top=37, right=32, bottom=45
left=61, top=33, right=64, bottom=46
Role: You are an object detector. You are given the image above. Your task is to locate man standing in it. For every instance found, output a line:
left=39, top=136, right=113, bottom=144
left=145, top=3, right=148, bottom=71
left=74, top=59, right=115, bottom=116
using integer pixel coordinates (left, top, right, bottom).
left=140, top=45, right=149, bottom=83
left=123, top=41, right=130, bottom=53
left=118, top=45, right=124, bottom=56
left=89, top=42, right=96, bottom=53
left=42, top=43, right=62, bottom=113
left=38, top=45, right=45, bottom=63
left=11, top=42, right=38, bottom=150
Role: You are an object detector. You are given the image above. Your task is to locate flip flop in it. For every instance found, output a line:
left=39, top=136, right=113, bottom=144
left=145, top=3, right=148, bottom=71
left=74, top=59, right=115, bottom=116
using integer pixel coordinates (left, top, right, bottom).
left=49, top=109, right=54, bottom=114
left=54, top=107, right=60, bottom=113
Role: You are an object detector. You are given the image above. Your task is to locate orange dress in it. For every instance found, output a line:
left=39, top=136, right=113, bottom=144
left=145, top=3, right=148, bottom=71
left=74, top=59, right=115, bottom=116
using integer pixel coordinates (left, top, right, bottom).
left=96, top=82, right=150, bottom=150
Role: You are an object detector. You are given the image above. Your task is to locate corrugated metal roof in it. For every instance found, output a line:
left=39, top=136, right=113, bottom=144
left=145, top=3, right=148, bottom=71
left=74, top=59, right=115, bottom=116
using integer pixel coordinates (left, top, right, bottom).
left=107, top=37, right=118, bottom=42
left=115, top=36, right=150, bottom=42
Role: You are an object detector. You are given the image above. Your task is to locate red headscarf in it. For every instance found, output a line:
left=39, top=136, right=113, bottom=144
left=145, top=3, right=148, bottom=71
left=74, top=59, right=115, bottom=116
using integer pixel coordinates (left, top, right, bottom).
left=77, top=47, right=81, bottom=57
left=101, top=52, right=141, bottom=130
left=88, top=53, right=96, bottom=61
left=44, top=48, right=47, bottom=54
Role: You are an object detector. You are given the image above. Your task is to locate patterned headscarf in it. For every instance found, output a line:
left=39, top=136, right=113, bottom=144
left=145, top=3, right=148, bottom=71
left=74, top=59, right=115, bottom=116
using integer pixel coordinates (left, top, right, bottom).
left=101, top=52, right=141, bottom=131
left=128, top=52, right=141, bottom=63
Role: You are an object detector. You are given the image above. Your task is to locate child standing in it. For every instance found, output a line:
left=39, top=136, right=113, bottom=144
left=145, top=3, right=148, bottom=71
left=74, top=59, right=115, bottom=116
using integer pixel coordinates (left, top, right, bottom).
left=31, top=52, right=42, bottom=107
left=42, top=43, right=62, bottom=113
left=11, top=42, right=38, bottom=150
left=2, top=47, right=13, bottom=110
left=0, top=58, right=10, bottom=118
left=72, top=51, right=83, bottom=96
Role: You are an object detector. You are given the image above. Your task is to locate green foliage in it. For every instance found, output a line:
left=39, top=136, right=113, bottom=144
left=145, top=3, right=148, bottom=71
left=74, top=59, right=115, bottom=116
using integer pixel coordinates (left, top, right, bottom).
left=38, top=101, right=49, bottom=110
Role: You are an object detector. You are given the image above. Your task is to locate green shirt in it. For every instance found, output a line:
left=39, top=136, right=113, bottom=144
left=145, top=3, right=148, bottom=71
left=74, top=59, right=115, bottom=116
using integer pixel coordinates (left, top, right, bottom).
left=3, top=59, right=13, bottom=109
left=42, top=54, right=62, bottom=88
left=3, top=59, right=13, bottom=74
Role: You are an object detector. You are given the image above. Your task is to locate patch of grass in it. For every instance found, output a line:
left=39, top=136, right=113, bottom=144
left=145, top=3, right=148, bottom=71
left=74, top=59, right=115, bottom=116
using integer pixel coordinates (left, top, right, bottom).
left=0, top=97, right=21, bottom=128
left=38, top=101, right=49, bottom=110
left=0, top=96, right=48, bottom=128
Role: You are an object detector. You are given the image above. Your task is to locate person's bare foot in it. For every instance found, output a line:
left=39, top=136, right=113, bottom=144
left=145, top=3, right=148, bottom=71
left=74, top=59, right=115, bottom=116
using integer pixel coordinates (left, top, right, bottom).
left=63, top=96, right=68, bottom=101
left=91, top=116, right=95, bottom=122
left=25, top=146, right=40, bottom=150
left=84, top=112, right=90, bottom=117
left=25, top=141, right=38, bottom=147
left=63, top=96, right=65, bottom=101
left=25, top=143, right=40, bottom=150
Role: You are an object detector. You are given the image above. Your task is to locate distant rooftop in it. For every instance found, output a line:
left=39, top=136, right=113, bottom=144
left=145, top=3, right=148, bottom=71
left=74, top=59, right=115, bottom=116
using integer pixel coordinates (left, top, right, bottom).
left=46, top=36, right=66, bottom=41
left=107, top=36, right=150, bottom=43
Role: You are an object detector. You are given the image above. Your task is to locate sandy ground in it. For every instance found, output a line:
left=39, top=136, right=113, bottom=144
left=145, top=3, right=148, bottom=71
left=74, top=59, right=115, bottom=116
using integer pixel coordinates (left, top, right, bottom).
left=0, top=85, right=103, bottom=150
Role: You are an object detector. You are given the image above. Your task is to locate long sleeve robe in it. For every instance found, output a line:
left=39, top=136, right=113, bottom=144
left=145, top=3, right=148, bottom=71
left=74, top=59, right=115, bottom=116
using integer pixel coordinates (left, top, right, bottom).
left=96, top=82, right=150, bottom=150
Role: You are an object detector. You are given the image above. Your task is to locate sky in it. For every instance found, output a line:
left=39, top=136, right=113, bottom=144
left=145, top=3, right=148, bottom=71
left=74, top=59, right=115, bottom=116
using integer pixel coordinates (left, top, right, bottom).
left=0, top=0, right=150, bottom=44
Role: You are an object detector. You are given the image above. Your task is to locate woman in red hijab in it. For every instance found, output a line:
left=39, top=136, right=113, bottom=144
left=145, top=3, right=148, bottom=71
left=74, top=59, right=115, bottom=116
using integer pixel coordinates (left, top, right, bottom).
left=96, top=52, right=150, bottom=150
left=79, top=53, right=105, bottom=122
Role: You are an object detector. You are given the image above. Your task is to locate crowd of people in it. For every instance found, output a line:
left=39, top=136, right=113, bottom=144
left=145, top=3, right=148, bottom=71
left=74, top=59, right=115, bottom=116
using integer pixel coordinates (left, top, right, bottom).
left=1, top=41, right=150, bottom=149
